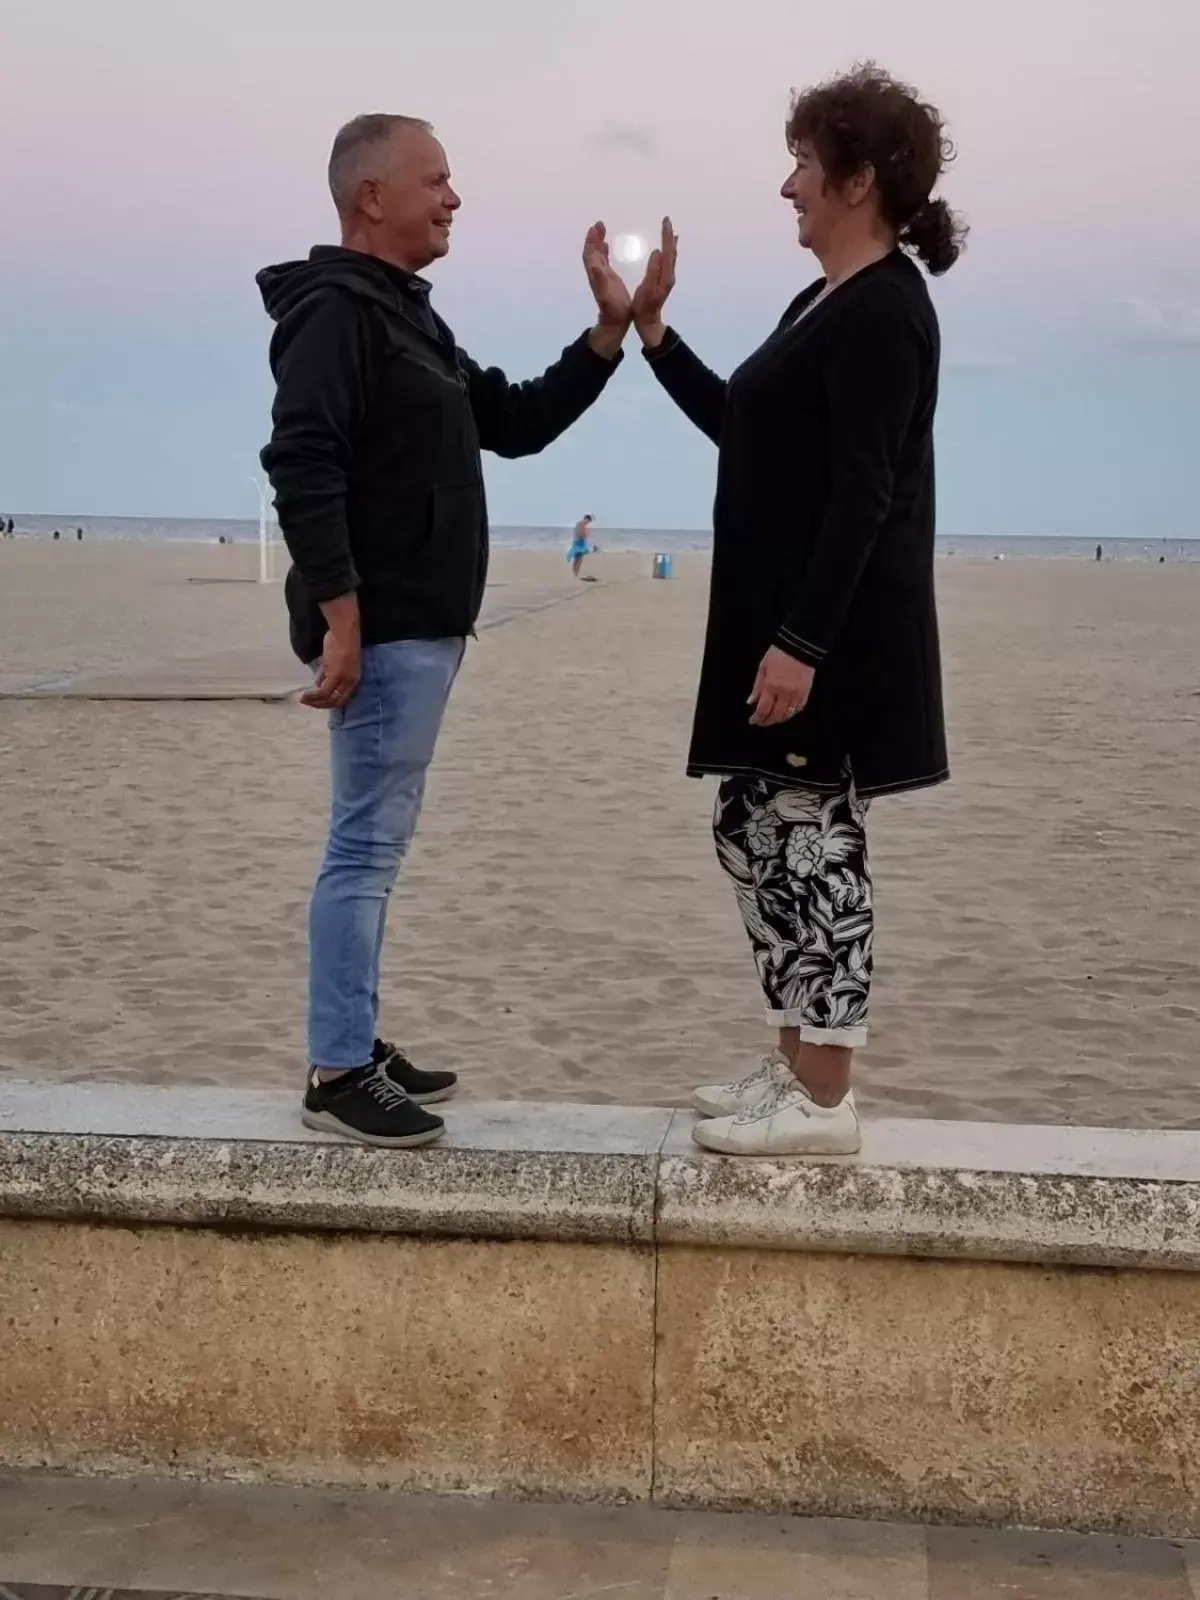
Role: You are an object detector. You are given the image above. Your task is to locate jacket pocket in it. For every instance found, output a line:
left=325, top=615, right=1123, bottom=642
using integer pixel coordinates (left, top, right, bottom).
left=419, top=482, right=487, bottom=608
left=428, top=482, right=485, bottom=556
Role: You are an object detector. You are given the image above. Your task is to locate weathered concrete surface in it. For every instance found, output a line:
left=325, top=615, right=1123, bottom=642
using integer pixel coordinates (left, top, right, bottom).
left=6, top=1083, right=1200, bottom=1271
left=653, top=1245, right=1200, bottom=1537
left=656, top=1110, right=1200, bottom=1270
left=0, top=1085, right=671, bottom=1245
left=0, top=1218, right=655, bottom=1501
left=5, top=1084, right=1200, bottom=1531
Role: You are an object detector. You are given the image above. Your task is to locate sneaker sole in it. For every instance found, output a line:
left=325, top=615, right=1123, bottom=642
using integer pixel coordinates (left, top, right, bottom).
left=691, top=1124, right=863, bottom=1158
left=406, top=1083, right=458, bottom=1106
left=691, top=1090, right=741, bottom=1119
left=301, top=1109, right=446, bottom=1148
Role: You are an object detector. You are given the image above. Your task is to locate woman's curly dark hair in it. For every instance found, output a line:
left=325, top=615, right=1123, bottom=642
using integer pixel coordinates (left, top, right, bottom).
left=787, top=63, right=967, bottom=275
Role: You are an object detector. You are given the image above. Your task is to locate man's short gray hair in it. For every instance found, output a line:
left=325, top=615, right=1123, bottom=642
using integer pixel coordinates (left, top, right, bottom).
left=328, top=113, right=432, bottom=216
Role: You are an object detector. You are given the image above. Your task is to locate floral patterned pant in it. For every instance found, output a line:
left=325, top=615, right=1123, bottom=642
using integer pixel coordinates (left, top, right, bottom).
left=713, top=776, right=873, bottom=1046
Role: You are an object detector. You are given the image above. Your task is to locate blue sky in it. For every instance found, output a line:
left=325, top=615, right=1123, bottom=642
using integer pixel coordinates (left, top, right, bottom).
left=1, top=0, right=1197, bottom=536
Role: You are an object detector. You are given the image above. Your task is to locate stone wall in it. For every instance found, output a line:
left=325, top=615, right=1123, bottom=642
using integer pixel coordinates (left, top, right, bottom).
left=2, top=1083, right=1199, bottom=1534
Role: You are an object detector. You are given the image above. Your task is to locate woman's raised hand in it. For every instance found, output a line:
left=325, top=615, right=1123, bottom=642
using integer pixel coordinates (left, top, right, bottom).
left=631, top=218, right=677, bottom=347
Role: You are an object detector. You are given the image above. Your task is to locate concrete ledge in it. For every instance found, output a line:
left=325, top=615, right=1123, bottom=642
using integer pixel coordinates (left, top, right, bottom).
left=3, top=1082, right=1200, bottom=1270
left=656, top=1110, right=1200, bottom=1270
left=0, top=1084, right=670, bottom=1245
left=4, top=1082, right=1200, bottom=1533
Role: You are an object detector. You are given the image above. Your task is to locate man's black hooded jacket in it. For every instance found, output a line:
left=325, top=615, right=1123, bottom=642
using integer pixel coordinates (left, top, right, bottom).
left=258, top=245, right=621, bottom=662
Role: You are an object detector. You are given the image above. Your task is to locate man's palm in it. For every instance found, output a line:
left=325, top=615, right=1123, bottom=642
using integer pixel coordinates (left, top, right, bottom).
left=583, top=223, right=632, bottom=326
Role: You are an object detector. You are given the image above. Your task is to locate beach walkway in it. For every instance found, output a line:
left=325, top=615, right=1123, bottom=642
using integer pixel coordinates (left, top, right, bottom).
left=2, top=1472, right=1198, bottom=1598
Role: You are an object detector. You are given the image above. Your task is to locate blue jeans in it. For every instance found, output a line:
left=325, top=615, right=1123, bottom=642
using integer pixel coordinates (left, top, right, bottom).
left=308, top=637, right=465, bottom=1069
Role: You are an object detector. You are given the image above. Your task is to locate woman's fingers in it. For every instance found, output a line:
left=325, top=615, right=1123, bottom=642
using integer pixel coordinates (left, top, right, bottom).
left=635, top=250, right=662, bottom=310
left=748, top=661, right=776, bottom=726
left=748, top=670, right=800, bottom=726
left=662, top=218, right=677, bottom=283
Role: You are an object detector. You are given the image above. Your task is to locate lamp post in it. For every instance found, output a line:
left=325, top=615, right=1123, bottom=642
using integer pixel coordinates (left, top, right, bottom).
left=250, top=476, right=270, bottom=583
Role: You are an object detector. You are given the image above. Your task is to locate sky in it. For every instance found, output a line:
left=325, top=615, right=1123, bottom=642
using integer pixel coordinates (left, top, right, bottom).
left=1, top=0, right=1198, bottom=537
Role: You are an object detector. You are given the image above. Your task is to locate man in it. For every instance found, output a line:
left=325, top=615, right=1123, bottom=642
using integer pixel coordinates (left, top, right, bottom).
left=567, top=513, right=596, bottom=578
left=259, top=113, right=631, bottom=1148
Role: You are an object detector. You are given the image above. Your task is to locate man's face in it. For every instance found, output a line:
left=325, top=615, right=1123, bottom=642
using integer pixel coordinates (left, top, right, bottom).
left=365, top=128, right=461, bottom=270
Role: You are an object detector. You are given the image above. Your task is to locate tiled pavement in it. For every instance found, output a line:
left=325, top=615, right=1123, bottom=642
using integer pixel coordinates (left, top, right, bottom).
left=0, top=1474, right=1198, bottom=1599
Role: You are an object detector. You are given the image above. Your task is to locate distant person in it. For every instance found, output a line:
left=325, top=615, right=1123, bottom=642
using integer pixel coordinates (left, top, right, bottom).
left=52, top=529, right=60, bottom=541
left=633, top=65, right=963, bottom=1157
left=258, top=112, right=627, bottom=1148
left=1096, top=544, right=1102, bottom=562
left=6, top=519, right=12, bottom=535
left=76, top=527, right=83, bottom=542
left=566, top=514, right=597, bottom=578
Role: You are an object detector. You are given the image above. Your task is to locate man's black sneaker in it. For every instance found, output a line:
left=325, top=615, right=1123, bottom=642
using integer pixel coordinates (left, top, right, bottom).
left=301, top=1065, right=445, bottom=1148
left=373, top=1037, right=458, bottom=1105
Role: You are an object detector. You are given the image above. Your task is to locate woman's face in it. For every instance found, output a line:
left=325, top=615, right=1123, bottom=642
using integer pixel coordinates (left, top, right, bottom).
left=781, top=140, right=859, bottom=257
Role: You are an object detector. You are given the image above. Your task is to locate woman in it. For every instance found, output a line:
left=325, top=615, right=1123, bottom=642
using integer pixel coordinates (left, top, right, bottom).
left=632, top=65, right=965, bottom=1155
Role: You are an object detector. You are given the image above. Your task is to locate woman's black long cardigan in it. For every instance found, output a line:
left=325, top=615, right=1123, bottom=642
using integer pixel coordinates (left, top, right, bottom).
left=645, top=250, right=949, bottom=799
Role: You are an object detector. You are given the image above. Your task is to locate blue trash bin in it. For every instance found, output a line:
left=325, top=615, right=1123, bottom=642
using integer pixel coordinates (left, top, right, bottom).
left=652, top=552, right=673, bottom=580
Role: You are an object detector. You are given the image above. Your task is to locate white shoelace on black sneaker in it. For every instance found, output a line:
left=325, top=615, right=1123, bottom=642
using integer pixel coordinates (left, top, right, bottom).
left=364, top=1069, right=414, bottom=1109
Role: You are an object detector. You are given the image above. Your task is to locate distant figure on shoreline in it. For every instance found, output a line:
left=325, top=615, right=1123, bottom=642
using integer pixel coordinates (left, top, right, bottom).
left=76, top=527, right=84, bottom=542
left=1096, top=543, right=1102, bottom=561
left=566, top=514, right=597, bottom=578
left=52, top=529, right=60, bottom=541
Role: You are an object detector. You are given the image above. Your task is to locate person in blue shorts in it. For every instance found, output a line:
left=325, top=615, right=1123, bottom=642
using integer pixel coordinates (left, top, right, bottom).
left=567, top=514, right=597, bottom=578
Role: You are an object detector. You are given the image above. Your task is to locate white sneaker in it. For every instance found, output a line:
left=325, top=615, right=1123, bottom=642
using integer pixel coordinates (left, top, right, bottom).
left=692, top=1051, right=858, bottom=1122
left=691, top=1051, right=794, bottom=1119
left=692, top=1073, right=862, bottom=1157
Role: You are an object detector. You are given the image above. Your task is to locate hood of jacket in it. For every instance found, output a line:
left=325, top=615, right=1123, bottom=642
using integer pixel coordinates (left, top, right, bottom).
left=256, top=244, right=421, bottom=325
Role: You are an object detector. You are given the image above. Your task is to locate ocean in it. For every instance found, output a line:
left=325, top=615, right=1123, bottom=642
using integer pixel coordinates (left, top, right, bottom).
left=3, top=514, right=1198, bottom=563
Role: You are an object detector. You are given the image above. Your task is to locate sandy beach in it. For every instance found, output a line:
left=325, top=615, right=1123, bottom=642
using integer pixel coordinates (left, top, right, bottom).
left=0, top=538, right=1197, bottom=1128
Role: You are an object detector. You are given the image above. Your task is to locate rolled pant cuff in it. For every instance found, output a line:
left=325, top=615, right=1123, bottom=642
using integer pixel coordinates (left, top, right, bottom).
left=766, top=1010, right=868, bottom=1048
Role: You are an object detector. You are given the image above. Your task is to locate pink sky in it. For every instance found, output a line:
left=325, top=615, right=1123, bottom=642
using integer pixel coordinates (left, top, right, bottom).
left=1, top=0, right=1197, bottom=529
left=3, top=0, right=1197, bottom=312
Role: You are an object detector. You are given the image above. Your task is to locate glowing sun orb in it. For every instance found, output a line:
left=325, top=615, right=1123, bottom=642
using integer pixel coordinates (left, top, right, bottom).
left=612, top=232, right=647, bottom=266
